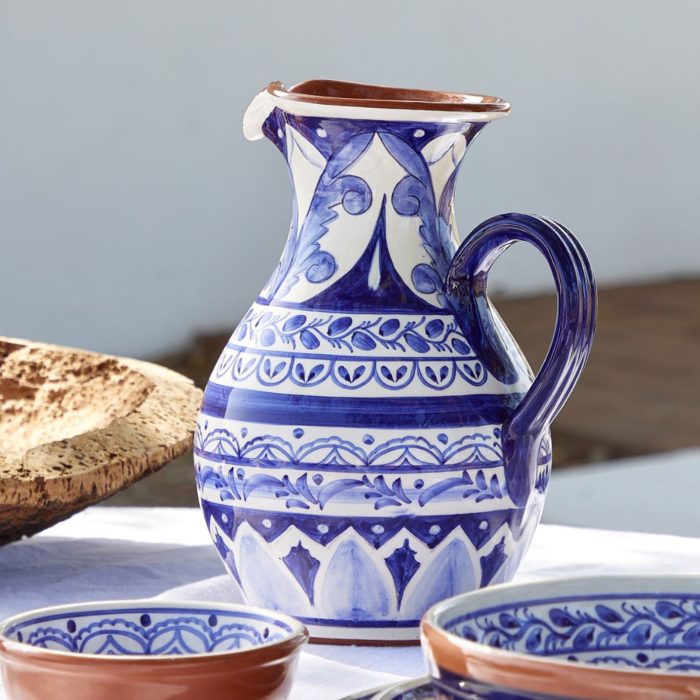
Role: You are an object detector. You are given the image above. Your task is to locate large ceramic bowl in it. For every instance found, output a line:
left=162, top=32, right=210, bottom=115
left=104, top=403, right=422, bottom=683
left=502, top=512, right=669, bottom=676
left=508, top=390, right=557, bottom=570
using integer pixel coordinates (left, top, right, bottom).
left=0, top=600, right=307, bottom=700
left=0, top=337, right=202, bottom=544
left=422, top=576, right=700, bottom=699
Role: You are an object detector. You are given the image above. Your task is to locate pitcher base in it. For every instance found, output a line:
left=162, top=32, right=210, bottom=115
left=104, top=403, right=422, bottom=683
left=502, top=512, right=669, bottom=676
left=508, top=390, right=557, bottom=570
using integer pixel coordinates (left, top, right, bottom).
left=301, top=618, right=420, bottom=644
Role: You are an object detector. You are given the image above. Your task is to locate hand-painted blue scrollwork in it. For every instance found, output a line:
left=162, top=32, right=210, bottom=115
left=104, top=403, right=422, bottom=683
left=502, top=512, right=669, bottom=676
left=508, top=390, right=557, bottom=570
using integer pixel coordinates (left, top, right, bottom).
left=196, top=459, right=508, bottom=511
left=195, top=425, right=508, bottom=471
left=7, top=608, right=289, bottom=655
left=449, top=594, right=700, bottom=672
left=235, top=307, right=473, bottom=355
left=264, top=133, right=373, bottom=299
left=379, top=131, right=457, bottom=308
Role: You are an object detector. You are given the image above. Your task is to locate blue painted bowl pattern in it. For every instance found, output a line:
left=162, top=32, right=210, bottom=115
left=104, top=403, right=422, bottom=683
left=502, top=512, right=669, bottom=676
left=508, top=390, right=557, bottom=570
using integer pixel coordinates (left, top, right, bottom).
left=3, top=605, right=292, bottom=656
left=447, top=592, right=700, bottom=672
left=196, top=91, right=595, bottom=640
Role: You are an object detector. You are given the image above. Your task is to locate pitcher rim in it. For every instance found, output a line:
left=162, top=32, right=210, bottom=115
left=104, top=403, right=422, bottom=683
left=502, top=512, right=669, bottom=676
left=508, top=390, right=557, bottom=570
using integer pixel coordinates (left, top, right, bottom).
left=267, top=79, right=511, bottom=123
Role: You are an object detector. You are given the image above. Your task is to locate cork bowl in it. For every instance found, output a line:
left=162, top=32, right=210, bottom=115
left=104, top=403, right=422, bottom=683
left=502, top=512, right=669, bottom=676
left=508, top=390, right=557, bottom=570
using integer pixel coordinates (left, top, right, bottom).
left=0, top=338, right=202, bottom=544
left=0, top=600, right=308, bottom=700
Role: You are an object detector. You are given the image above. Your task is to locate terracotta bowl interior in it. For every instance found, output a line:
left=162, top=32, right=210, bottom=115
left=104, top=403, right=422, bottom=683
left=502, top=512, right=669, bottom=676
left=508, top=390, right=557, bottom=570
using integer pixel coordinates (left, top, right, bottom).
left=0, top=339, right=153, bottom=462
left=0, top=602, right=305, bottom=659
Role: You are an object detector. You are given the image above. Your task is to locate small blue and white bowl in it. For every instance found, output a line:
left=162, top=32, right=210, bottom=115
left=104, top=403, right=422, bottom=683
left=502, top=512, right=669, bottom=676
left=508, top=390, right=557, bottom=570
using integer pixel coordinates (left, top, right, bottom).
left=421, top=576, right=700, bottom=699
left=0, top=600, right=308, bottom=700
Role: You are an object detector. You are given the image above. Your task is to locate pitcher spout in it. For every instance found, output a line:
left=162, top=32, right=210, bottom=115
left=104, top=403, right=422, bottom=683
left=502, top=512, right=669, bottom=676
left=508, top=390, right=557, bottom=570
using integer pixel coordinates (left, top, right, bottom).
left=242, top=89, right=275, bottom=141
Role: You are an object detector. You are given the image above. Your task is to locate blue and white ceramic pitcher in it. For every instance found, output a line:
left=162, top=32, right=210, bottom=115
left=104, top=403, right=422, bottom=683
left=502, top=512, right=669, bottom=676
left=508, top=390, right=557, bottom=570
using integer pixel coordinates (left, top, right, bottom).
left=195, top=80, right=596, bottom=642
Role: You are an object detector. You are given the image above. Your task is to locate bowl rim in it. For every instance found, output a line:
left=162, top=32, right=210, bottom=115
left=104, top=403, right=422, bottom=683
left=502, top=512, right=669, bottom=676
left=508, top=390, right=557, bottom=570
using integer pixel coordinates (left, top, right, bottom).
left=0, top=599, right=308, bottom=663
left=421, top=574, right=700, bottom=694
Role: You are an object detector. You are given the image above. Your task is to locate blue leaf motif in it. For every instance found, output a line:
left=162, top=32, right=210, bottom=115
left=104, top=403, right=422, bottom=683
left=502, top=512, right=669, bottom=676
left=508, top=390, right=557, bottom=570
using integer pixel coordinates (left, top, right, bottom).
left=390, top=478, right=409, bottom=503
left=307, top=364, right=324, bottom=381
left=525, top=628, right=542, bottom=651
left=374, top=497, right=402, bottom=509
left=294, top=474, right=317, bottom=504
left=682, top=623, right=700, bottom=646
left=425, top=319, right=445, bottom=338
left=426, top=367, right=437, bottom=383
left=595, top=604, right=624, bottom=624
left=498, top=613, right=519, bottom=630
left=259, top=328, right=276, bottom=347
left=573, top=626, right=596, bottom=651
left=318, top=478, right=366, bottom=508
left=283, top=315, right=307, bottom=332
left=451, top=338, right=471, bottom=355
left=549, top=608, right=577, bottom=628
left=336, top=174, right=373, bottom=211
left=257, top=311, right=274, bottom=327
left=338, top=366, right=351, bottom=382
left=262, top=358, right=272, bottom=377
left=380, top=366, right=393, bottom=381
left=352, top=331, right=376, bottom=350
left=418, top=474, right=472, bottom=507
left=327, top=317, right=353, bottom=336
left=300, top=330, right=320, bottom=349
left=267, top=134, right=372, bottom=301
left=656, top=601, right=684, bottom=619
left=391, top=174, right=422, bottom=215
left=236, top=357, right=255, bottom=374
left=379, top=319, right=401, bottom=336
left=305, top=251, right=337, bottom=283
left=405, top=332, right=430, bottom=353
left=475, top=470, right=487, bottom=490
left=489, top=475, right=502, bottom=498
left=242, top=474, right=285, bottom=500
left=412, top=264, right=440, bottom=294
left=627, top=623, right=652, bottom=646
left=352, top=367, right=365, bottom=382
left=396, top=365, right=407, bottom=380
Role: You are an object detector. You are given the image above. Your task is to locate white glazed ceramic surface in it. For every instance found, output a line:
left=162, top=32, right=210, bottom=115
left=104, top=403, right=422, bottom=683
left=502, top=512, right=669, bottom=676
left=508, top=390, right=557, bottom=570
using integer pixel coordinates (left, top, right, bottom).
left=0, top=600, right=305, bottom=659
left=423, top=576, right=700, bottom=699
left=196, top=80, right=595, bottom=642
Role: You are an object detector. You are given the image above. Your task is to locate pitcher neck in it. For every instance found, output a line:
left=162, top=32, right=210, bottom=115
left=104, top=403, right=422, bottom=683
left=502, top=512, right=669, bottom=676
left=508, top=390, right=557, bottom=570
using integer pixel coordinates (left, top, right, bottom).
left=259, top=110, right=488, bottom=314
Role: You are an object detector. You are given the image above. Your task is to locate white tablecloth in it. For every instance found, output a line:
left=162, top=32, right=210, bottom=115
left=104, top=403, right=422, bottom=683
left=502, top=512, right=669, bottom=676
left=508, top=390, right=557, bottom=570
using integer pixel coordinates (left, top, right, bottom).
left=2, top=507, right=700, bottom=700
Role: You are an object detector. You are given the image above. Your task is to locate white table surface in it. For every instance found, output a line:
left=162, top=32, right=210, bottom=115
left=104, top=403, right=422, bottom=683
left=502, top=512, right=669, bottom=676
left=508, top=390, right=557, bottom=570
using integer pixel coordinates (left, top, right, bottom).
left=2, top=485, right=700, bottom=698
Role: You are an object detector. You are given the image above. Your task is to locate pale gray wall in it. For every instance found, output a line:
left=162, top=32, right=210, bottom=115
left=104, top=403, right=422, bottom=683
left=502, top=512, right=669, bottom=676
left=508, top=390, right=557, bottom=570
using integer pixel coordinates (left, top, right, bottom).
left=1, top=0, right=699, bottom=357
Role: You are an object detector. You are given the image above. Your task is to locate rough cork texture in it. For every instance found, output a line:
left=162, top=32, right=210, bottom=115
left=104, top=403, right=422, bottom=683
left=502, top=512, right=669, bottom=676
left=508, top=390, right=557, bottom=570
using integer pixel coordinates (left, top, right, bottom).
left=0, top=338, right=202, bottom=544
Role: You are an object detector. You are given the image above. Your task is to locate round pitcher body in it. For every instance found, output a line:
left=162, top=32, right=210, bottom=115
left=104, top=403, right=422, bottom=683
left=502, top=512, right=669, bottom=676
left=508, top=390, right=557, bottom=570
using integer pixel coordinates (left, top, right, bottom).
left=195, top=301, right=550, bottom=642
left=194, top=81, right=594, bottom=643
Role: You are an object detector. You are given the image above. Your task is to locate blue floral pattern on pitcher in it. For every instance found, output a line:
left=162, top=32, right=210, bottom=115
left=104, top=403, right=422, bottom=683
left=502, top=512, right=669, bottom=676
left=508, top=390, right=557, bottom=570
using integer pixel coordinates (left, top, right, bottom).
left=196, top=81, right=595, bottom=641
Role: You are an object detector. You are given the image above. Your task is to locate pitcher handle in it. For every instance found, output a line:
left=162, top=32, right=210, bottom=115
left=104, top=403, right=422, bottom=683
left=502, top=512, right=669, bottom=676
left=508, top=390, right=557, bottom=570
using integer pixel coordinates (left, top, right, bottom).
left=445, top=213, right=597, bottom=507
